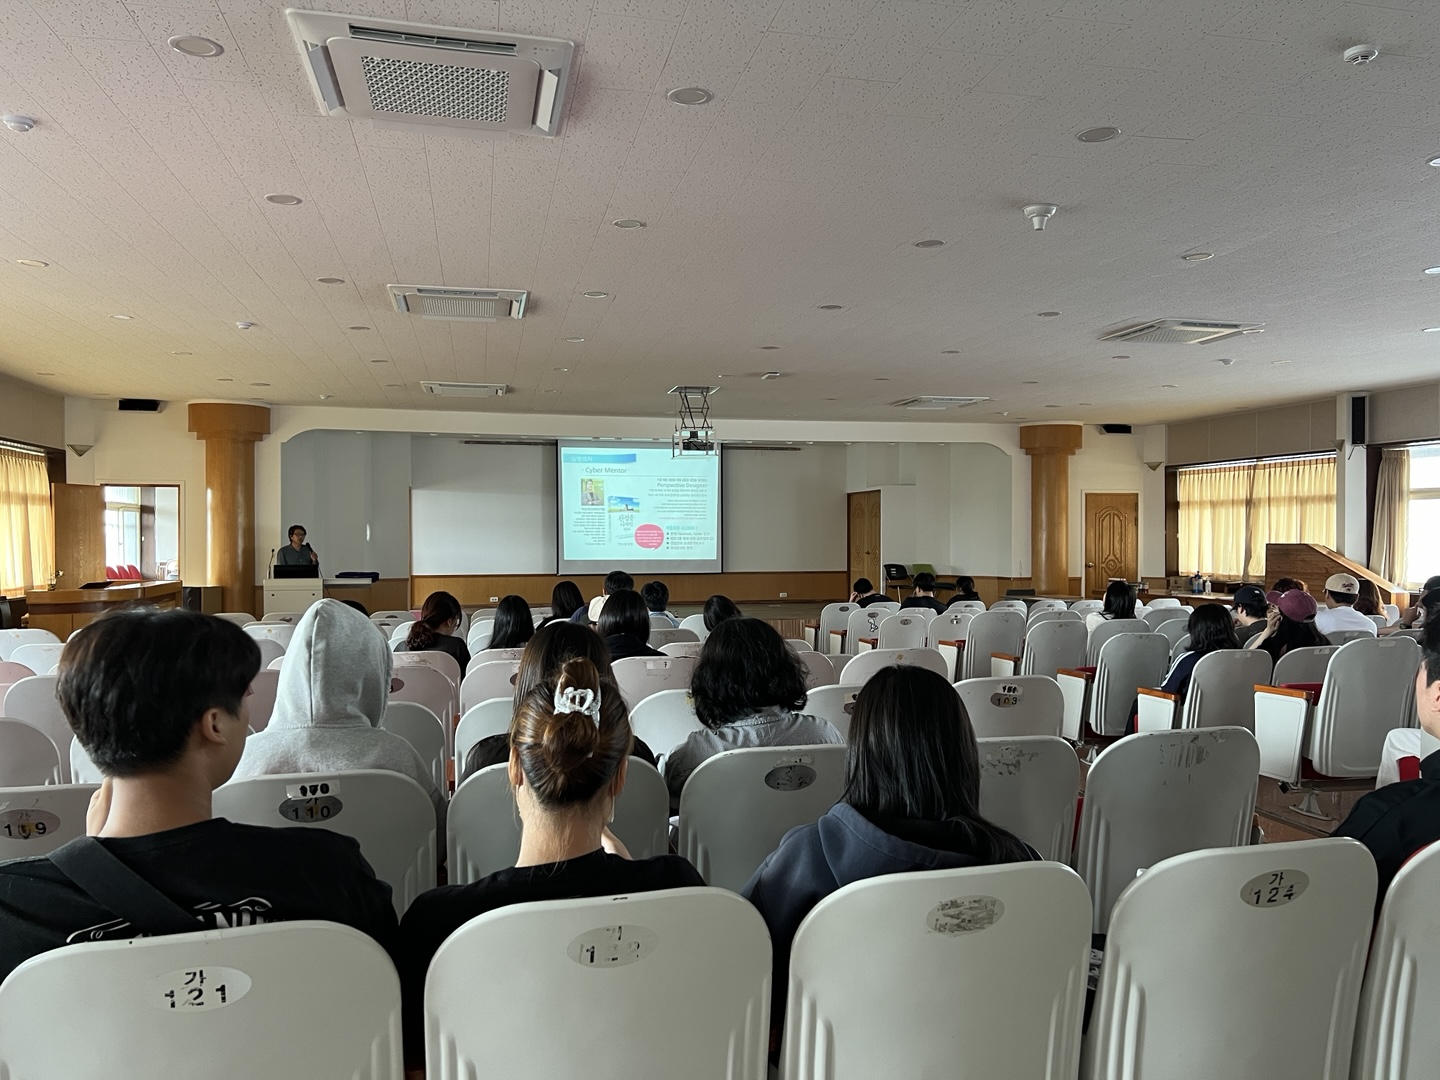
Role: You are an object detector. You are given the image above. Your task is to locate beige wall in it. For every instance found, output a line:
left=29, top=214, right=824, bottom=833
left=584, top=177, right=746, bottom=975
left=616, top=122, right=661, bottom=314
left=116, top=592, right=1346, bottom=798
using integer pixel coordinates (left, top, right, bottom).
left=0, top=372, right=63, bottom=449
left=1166, top=399, right=1336, bottom=465
left=1369, top=383, right=1440, bottom=445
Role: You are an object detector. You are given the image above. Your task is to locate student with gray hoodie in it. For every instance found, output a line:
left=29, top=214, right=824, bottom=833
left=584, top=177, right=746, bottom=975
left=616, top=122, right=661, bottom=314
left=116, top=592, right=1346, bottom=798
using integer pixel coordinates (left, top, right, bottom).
left=232, top=599, right=446, bottom=831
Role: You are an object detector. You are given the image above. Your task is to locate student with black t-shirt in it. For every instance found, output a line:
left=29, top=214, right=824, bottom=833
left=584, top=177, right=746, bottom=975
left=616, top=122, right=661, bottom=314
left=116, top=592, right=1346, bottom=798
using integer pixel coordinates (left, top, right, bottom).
left=900, top=572, right=946, bottom=614
left=0, top=608, right=398, bottom=983
left=397, top=655, right=701, bottom=1066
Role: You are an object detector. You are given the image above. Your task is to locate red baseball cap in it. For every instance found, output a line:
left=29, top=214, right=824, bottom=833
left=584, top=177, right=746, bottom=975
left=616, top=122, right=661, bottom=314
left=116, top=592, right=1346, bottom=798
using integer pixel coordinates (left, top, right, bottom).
left=1265, top=589, right=1317, bottom=622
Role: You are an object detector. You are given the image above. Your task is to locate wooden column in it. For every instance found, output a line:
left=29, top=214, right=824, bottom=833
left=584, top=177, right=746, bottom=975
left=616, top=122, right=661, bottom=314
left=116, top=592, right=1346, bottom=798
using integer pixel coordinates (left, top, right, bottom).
left=187, top=403, right=270, bottom=613
left=1020, top=424, right=1083, bottom=596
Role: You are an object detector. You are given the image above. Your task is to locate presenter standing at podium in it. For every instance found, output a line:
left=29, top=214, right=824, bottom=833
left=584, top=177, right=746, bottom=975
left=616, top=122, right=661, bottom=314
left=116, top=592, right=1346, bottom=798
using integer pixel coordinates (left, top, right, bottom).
left=277, top=525, right=319, bottom=570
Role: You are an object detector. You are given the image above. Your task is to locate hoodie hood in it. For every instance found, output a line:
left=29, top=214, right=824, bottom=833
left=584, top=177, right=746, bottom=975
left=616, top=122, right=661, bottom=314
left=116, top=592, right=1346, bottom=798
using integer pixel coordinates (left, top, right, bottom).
left=267, top=599, right=392, bottom=731
left=814, top=803, right=980, bottom=889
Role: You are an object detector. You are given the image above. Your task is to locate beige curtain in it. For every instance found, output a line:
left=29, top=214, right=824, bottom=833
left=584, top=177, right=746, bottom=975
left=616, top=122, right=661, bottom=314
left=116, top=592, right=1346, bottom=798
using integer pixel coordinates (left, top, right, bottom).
left=0, top=446, right=54, bottom=594
left=1369, top=448, right=1409, bottom=584
left=1178, top=455, right=1337, bottom=579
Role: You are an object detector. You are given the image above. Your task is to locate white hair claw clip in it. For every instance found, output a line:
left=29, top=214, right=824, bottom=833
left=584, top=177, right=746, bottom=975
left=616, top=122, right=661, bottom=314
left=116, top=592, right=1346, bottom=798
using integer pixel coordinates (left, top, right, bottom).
left=553, top=684, right=601, bottom=726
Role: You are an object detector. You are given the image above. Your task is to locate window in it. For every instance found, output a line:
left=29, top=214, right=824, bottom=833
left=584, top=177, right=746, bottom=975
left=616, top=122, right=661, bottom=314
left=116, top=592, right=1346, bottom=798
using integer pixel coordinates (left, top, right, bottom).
left=1405, top=444, right=1440, bottom=587
left=103, top=485, right=181, bottom=580
left=1177, top=453, right=1336, bottom=580
left=0, top=442, right=54, bottom=594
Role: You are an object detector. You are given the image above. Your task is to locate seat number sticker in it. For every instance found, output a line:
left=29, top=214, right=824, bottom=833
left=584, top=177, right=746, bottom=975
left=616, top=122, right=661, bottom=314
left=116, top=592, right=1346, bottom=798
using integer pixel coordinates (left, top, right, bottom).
left=1241, top=869, right=1308, bottom=907
left=151, top=967, right=251, bottom=1011
left=568, top=925, right=658, bottom=968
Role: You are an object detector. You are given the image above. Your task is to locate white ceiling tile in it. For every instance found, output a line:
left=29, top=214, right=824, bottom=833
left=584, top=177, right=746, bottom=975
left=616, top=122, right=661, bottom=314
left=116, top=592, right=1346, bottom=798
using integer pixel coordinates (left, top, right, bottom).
left=878, top=49, right=1003, bottom=117
left=498, top=0, right=596, bottom=39
left=594, top=0, right=686, bottom=19
left=769, top=0, right=880, bottom=40
left=128, top=6, right=258, bottom=83
left=60, top=36, right=190, bottom=104
left=654, top=0, right=783, bottom=98
left=405, top=0, right=500, bottom=29
left=41, top=0, right=142, bottom=38
left=827, top=1, right=961, bottom=82
left=576, top=11, right=678, bottom=91
left=729, top=31, right=843, bottom=104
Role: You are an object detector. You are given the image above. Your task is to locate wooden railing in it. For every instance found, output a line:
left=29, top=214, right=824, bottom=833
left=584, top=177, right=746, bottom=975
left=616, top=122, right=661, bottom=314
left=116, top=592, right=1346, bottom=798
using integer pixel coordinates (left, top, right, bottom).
left=1264, top=543, right=1408, bottom=606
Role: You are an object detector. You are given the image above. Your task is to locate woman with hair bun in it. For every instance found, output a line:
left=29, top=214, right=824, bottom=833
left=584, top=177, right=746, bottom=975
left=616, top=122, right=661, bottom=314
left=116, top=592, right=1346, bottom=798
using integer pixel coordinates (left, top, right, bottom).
left=396, top=656, right=703, bottom=1063
left=397, top=590, right=471, bottom=674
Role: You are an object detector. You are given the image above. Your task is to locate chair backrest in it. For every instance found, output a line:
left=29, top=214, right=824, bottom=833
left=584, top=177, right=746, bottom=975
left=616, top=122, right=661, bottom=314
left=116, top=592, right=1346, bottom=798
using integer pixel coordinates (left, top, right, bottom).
left=471, top=646, right=524, bottom=666
left=243, top=623, right=294, bottom=650
left=1074, top=727, right=1260, bottom=933
left=246, top=668, right=280, bottom=733
left=1018, top=619, right=1088, bottom=679
left=1383, top=603, right=1401, bottom=625
left=260, top=611, right=302, bottom=624
left=1309, top=636, right=1421, bottom=777
left=1085, top=838, right=1375, bottom=1080
left=1171, top=632, right=1192, bottom=661
left=453, top=697, right=514, bottom=777
left=388, top=620, right=417, bottom=644
left=876, top=612, right=929, bottom=649
left=447, top=758, right=671, bottom=883
left=1326, top=628, right=1376, bottom=647
left=465, top=618, right=494, bottom=652
left=0, top=658, right=35, bottom=685
left=0, top=718, right=63, bottom=786
left=1178, top=648, right=1274, bottom=732
left=388, top=664, right=457, bottom=738
left=424, top=888, right=768, bottom=1078
left=649, top=627, right=701, bottom=648
left=947, top=600, right=986, bottom=614
left=678, top=613, right=709, bottom=640
left=1352, top=840, right=1440, bottom=1080
left=977, top=736, right=1080, bottom=861
left=0, top=628, right=60, bottom=662
left=798, top=650, right=836, bottom=689
left=1153, top=618, right=1191, bottom=650
left=649, top=612, right=675, bottom=628
left=1085, top=617, right=1146, bottom=665
left=658, top=641, right=703, bottom=658
left=844, top=606, right=889, bottom=654
left=1069, top=599, right=1103, bottom=615
left=611, top=655, right=697, bottom=709
left=1269, top=644, right=1337, bottom=686
left=783, top=863, right=1090, bottom=1080
left=0, top=782, right=99, bottom=858
left=867, top=600, right=900, bottom=614
left=0, top=921, right=402, bottom=1079
left=961, top=610, right=1026, bottom=681
left=213, top=611, right=256, bottom=627
left=70, top=738, right=103, bottom=784
left=1148, top=597, right=1183, bottom=609
left=392, top=649, right=462, bottom=690
left=679, top=744, right=848, bottom=891
left=928, top=609, right=974, bottom=647
left=2, top=675, right=70, bottom=783
left=212, top=770, right=436, bottom=916
left=956, top=676, right=1063, bottom=738
left=460, top=659, right=520, bottom=713
left=1029, top=598, right=1069, bottom=615
left=1089, top=632, right=1171, bottom=737
left=802, top=684, right=862, bottom=740
left=371, top=609, right=414, bottom=622
left=1142, top=608, right=1185, bottom=631
left=1025, top=608, right=1063, bottom=630
left=381, top=701, right=447, bottom=794
left=838, top=647, right=948, bottom=687
left=628, top=688, right=703, bottom=761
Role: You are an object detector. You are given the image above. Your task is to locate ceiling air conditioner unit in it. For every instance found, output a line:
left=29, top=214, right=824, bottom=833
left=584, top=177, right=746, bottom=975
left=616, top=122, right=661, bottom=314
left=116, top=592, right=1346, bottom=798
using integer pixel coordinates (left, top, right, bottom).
left=286, top=9, right=575, bottom=138
left=892, top=396, right=989, bottom=411
left=389, top=285, right=527, bottom=321
left=1099, top=318, right=1263, bottom=345
left=420, top=382, right=508, bottom=397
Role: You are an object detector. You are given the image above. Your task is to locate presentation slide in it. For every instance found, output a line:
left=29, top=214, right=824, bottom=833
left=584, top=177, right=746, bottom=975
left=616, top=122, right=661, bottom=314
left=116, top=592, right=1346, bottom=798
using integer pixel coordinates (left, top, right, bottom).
left=556, top=441, right=722, bottom=574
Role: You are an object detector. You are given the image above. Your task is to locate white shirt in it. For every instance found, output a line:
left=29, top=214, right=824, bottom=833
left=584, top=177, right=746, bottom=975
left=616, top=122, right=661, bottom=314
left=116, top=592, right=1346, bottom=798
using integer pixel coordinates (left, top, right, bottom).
left=1313, top=603, right=1378, bottom=637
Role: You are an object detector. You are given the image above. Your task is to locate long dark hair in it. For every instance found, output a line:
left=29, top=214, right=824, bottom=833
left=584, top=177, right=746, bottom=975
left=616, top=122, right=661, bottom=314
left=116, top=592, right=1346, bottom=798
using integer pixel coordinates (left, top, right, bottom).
left=951, top=576, right=979, bottom=602
left=513, top=622, right=614, bottom=706
left=1101, top=580, right=1136, bottom=620
left=844, top=666, right=1031, bottom=861
left=1187, top=602, right=1239, bottom=655
left=549, top=581, right=584, bottom=622
left=1354, top=580, right=1384, bottom=618
left=489, top=595, right=535, bottom=650
left=690, top=617, right=807, bottom=729
left=406, top=591, right=461, bottom=650
left=596, top=590, right=651, bottom=642
left=703, top=594, right=741, bottom=632
left=1261, top=615, right=1329, bottom=661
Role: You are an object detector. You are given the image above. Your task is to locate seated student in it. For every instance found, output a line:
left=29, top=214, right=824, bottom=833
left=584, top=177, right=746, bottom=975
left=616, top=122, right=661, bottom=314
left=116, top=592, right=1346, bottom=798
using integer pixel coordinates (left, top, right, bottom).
left=664, top=618, right=843, bottom=804
left=1230, top=584, right=1270, bottom=644
left=742, top=665, right=1036, bottom=1027
left=848, top=578, right=886, bottom=607
left=234, top=599, right=445, bottom=830
left=487, top=594, right=535, bottom=650
left=899, top=572, right=946, bottom=614
left=1271, top=576, right=1308, bottom=595
left=703, top=593, right=741, bottom=632
left=396, top=590, right=471, bottom=675
left=1333, top=617, right=1440, bottom=910
left=1313, top=573, right=1378, bottom=637
left=1355, top=578, right=1386, bottom=620
left=539, top=580, right=585, bottom=628
left=586, top=569, right=634, bottom=623
left=398, top=658, right=703, bottom=1065
left=1085, top=580, right=1138, bottom=632
left=597, top=589, right=666, bottom=661
left=947, top=575, right=982, bottom=606
left=640, top=580, right=678, bottom=626
left=1245, top=588, right=1329, bottom=661
left=0, top=608, right=397, bottom=983
left=1129, top=603, right=1239, bottom=731
left=1392, top=576, right=1440, bottom=631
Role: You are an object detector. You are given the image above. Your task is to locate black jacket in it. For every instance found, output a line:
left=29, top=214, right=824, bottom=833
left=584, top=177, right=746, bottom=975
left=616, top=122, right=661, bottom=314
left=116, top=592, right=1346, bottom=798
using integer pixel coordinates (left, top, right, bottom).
left=1333, top=749, right=1440, bottom=913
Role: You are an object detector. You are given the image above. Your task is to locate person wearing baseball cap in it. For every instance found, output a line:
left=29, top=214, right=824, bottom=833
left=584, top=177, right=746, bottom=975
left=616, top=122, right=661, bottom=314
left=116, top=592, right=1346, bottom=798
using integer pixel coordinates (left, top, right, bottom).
left=1246, top=588, right=1330, bottom=662
left=1230, top=584, right=1270, bottom=644
left=1313, top=573, right=1378, bottom=638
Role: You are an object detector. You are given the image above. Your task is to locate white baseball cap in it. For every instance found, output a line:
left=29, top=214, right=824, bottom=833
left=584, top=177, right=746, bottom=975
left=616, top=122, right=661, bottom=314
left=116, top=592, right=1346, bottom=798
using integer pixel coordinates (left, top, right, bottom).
left=1324, top=573, right=1359, bottom=595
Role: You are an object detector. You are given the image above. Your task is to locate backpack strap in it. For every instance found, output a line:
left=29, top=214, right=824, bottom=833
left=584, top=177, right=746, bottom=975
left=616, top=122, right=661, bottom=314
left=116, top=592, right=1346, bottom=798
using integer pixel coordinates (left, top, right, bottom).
left=49, top=836, right=204, bottom=936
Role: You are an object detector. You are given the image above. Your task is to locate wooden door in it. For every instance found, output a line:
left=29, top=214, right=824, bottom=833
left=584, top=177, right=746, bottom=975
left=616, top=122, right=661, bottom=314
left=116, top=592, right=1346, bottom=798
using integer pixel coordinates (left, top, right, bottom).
left=52, top=483, right=106, bottom=587
left=847, top=490, right=881, bottom=589
left=1085, top=492, right=1138, bottom=597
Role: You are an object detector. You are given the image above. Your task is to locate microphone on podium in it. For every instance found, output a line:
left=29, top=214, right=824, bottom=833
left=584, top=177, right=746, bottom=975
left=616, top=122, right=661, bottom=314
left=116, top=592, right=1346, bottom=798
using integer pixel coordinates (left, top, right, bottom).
left=268, top=548, right=276, bottom=575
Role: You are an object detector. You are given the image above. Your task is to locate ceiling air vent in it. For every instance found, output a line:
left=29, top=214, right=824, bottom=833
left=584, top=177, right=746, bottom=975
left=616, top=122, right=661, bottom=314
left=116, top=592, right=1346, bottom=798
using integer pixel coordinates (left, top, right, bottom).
left=892, top=396, right=989, bottom=411
left=286, top=10, right=575, bottom=138
left=1100, top=318, right=1262, bottom=345
left=388, top=285, right=527, bottom=321
left=420, top=381, right=508, bottom=397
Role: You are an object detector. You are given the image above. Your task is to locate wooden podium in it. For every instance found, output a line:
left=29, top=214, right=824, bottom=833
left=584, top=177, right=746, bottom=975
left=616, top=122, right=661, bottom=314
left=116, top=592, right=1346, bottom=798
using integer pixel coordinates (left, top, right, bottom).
left=24, top=581, right=183, bottom=638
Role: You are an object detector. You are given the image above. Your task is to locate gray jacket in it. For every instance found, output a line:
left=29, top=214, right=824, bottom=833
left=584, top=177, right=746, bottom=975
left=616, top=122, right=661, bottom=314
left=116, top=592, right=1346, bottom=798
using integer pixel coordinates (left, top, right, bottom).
left=662, top=706, right=844, bottom=805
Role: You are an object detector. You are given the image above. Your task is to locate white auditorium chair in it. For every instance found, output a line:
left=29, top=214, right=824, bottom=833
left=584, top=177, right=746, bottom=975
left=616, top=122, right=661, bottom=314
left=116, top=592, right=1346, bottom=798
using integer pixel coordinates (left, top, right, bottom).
left=0, top=660, right=35, bottom=702
left=1074, top=727, right=1261, bottom=933
left=1018, top=619, right=1087, bottom=679
left=628, top=688, right=703, bottom=762
left=246, top=668, right=280, bottom=732
left=948, top=600, right=986, bottom=614
left=991, top=599, right=1028, bottom=612
left=260, top=611, right=302, bottom=625
left=803, top=684, right=862, bottom=740
left=678, top=744, right=847, bottom=891
left=370, top=617, right=407, bottom=638
left=0, top=719, right=63, bottom=786
left=1374, top=727, right=1440, bottom=788
left=389, top=664, right=458, bottom=746
left=1083, top=839, right=1375, bottom=1080
left=1153, top=618, right=1192, bottom=652
left=448, top=758, right=670, bottom=883
left=1383, top=603, right=1401, bottom=626
left=817, top=602, right=858, bottom=655
left=678, top=613, right=709, bottom=640
left=460, top=659, right=520, bottom=713
left=1148, top=597, right=1183, bottom=609
left=798, top=650, right=836, bottom=689
left=251, top=638, right=285, bottom=669
left=0, top=921, right=403, bottom=1080
left=1352, top=840, right=1440, bottom=1080
left=1142, top=608, right=1187, bottom=632
left=1028, top=598, right=1069, bottom=616
left=213, top=611, right=256, bottom=627
left=454, top=698, right=515, bottom=778
left=977, top=735, right=1080, bottom=861
left=868, top=600, right=901, bottom=614
left=371, top=609, right=415, bottom=622
left=839, top=646, right=948, bottom=687
left=213, top=770, right=437, bottom=916
left=1025, top=608, right=1063, bottom=631
left=1368, top=614, right=1388, bottom=630
left=959, top=609, right=1025, bottom=681
left=1327, top=628, right=1376, bottom=646
left=1058, top=632, right=1169, bottom=742
left=649, top=627, right=701, bottom=648
left=1069, top=600, right=1103, bottom=616
left=956, top=676, right=1064, bottom=738
left=844, top=606, right=889, bottom=655
left=782, top=863, right=1090, bottom=1080
left=466, top=619, right=494, bottom=652
left=1085, top=617, right=1146, bottom=665
left=70, top=738, right=104, bottom=784
left=927, top=610, right=974, bottom=678
left=243, top=623, right=295, bottom=650
left=388, top=621, right=416, bottom=644
left=0, top=628, right=60, bottom=662
left=612, top=655, right=696, bottom=709
left=382, top=701, right=448, bottom=795
left=658, top=641, right=703, bottom=658
left=0, top=783, right=99, bottom=859
left=392, top=649, right=462, bottom=691
left=1170, top=632, right=1192, bottom=661
left=1133, top=648, right=1274, bottom=734
left=3, top=675, right=71, bottom=782
left=650, top=612, right=677, bottom=629
left=877, top=612, right=928, bottom=649
left=424, top=889, right=768, bottom=1078
left=471, top=645, right=525, bottom=666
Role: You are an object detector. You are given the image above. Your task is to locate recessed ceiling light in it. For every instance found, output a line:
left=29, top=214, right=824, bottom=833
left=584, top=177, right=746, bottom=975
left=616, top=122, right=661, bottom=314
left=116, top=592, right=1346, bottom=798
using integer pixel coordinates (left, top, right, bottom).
left=818, top=304, right=843, bottom=310
left=1111, top=354, right=1130, bottom=359
left=553, top=367, right=569, bottom=372
left=913, top=239, right=945, bottom=248
left=249, top=381, right=270, bottom=387
left=761, top=371, right=782, bottom=379
left=1044, top=404, right=1062, bottom=408
left=716, top=373, right=731, bottom=378
left=264, top=193, right=303, bottom=205
left=564, top=336, right=585, bottom=342
left=171, top=351, right=192, bottom=356
left=1161, top=383, right=1178, bottom=388
left=760, top=345, right=779, bottom=350
left=542, top=389, right=558, bottom=393
left=874, top=377, right=890, bottom=382
left=14, top=259, right=47, bottom=267
left=612, top=219, right=646, bottom=229
left=1077, top=126, right=1121, bottom=142
left=217, top=377, right=234, bottom=382
left=666, top=86, right=713, bottom=105
left=1181, top=251, right=1214, bottom=261
left=582, top=290, right=608, bottom=298
left=1078, top=402, right=1093, bottom=406
left=1217, top=358, right=1236, bottom=366
left=1423, top=327, right=1440, bottom=332
left=35, top=371, right=55, bottom=376
left=316, top=276, right=345, bottom=284
left=1241, top=327, right=1265, bottom=334
left=1271, top=360, right=1291, bottom=366
left=384, top=383, right=402, bottom=388
left=318, top=394, right=333, bottom=400
left=1429, top=156, right=1440, bottom=167
left=109, top=314, right=134, bottom=320
left=1427, top=267, right=1440, bottom=275
left=1037, top=311, right=1061, bottom=317
left=347, top=325, right=370, bottom=331
left=168, top=35, right=224, bottom=57
left=368, top=358, right=388, bottom=363
left=941, top=349, right=960, bottom=354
